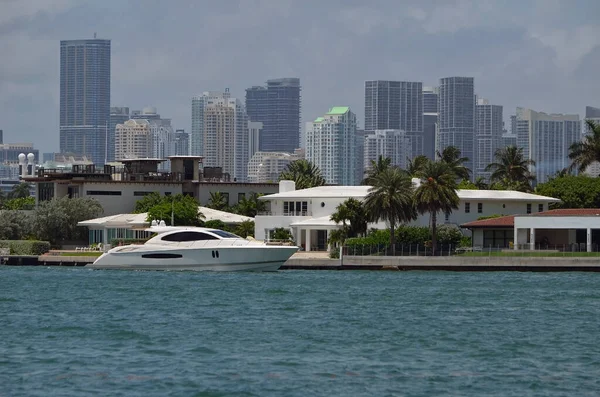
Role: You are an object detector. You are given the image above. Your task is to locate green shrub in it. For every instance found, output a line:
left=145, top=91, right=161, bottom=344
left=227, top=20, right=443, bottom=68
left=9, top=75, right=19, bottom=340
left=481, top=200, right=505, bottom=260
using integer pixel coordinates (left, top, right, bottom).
left=329, top=247, right=340, bottom=259
left=436, top=225, right=464, bottom=246
left=110, top=238, right=148, bottom=246
left=459, top=236, right=472, bottom=247
left=0, top=240, right=51, bottom=255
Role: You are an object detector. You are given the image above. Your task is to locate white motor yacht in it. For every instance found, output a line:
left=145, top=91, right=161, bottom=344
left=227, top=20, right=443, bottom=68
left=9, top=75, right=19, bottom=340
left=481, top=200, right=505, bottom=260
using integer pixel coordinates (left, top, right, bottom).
left=86, top=227, right=298, bottom=272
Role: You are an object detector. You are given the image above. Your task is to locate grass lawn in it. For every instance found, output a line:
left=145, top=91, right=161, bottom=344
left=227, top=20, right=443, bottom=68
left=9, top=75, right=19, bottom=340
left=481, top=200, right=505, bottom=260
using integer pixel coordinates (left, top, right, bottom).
left=458, top=251, right=600, bottom=257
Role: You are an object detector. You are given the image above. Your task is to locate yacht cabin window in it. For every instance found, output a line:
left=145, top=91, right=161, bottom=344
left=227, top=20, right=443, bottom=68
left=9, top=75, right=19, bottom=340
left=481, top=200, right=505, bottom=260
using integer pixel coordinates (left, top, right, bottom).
left=161, top=231, right=219, bottom=242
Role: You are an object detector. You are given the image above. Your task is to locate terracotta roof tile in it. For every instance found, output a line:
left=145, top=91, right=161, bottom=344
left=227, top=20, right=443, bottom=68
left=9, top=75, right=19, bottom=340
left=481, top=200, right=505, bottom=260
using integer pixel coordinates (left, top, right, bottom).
left=461, top=215, right=516, bottom=228
left=461, top=208, right=600, bottom=228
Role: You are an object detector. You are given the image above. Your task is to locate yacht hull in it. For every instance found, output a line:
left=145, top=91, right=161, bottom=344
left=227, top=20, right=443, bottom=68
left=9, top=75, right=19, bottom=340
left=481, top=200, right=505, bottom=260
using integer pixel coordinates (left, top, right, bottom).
left=86, top=245, right=298, bottom=272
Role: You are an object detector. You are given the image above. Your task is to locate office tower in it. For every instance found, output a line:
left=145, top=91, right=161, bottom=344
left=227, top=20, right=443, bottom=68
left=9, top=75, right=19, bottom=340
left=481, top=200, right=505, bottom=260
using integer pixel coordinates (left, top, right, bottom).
left=306, top=107, right=357, bottom=185
left=248, top=121, right=263, bottom=160
left=191, top=90, right=232, bottom=156
left=364, top=80, right=423, bottom=132
left=60, top=38, right=111, bottom=165
left=201, top=96, right=248, bottom=182
left=115, top=119, right=154, bottom=160
left=354, top=130, right=366, bottom=185
left=586, top=106, right=600, bottom=133
left=108, top=107, right=130, bottom=162
left=363, top=130, right=414, bottom=172
left=502, top=133, right=517, bottom=148
left=474, top=99, right=503, bottom=181
left=247, top=150, right=304, bottom=183
left=422, top=86, right=438, bottom=160
left=0, top=130, right=3, bottom=144
left=437, top=77, right=475, bottom=177
left=245, top=78, right=301, bottom=153
left=516, top=107, right=581, bottom=184
left=174, top=129, right=189, bottom=156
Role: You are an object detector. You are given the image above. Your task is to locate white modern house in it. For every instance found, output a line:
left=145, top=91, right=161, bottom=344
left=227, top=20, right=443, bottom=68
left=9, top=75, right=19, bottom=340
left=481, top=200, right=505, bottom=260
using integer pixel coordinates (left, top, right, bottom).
left=255, top=180, right=560, bottom=252
left=462, top=209, right=600, bottom=252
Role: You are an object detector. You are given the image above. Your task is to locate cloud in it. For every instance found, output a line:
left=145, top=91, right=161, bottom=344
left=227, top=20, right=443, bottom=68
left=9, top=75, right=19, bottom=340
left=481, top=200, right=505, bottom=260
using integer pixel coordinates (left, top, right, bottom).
left=0, top=0, right=76, bottom=27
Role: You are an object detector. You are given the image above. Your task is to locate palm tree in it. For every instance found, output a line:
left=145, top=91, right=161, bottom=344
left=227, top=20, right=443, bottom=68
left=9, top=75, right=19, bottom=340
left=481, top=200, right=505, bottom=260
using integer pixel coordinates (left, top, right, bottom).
left=8, top=182, right=31, bottom=199
left=235, top=220, right=255, bottom=238
left=207, top=191, right=228, bottom=211
left=436, top=146, right=471, bottom=180
left=279, top=159, right=326, bottom=189
left=474, top=176, right=489, bottom=190
left=568, top=120, right=600, bottom=173
left=330, top=198, right=368, bottom=241
left=414, top=161, right=460, bottom=255
left=362, top=155, right=392, bottom=185
left=234, top=192, right=266, bottom=217
left=406, top=155, right=430, bottom=177
left=363, top=168, right=416, bottom=251
left=485, top=146, right=535, bottom=192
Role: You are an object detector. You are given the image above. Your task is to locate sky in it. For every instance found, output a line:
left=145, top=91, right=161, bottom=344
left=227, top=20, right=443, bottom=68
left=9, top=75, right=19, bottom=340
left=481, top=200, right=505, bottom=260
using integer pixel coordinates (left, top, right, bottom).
left=0, top=0, right=599, bottom=152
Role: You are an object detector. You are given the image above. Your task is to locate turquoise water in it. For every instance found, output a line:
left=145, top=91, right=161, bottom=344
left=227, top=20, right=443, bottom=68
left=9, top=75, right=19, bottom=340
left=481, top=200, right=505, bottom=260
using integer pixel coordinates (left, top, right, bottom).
left=1, top=267, right=599, bottom=396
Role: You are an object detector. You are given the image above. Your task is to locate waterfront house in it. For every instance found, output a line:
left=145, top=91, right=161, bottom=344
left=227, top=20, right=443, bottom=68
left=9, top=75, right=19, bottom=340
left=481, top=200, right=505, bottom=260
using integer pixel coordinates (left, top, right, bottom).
left=255, top=181, right=560, bottom=252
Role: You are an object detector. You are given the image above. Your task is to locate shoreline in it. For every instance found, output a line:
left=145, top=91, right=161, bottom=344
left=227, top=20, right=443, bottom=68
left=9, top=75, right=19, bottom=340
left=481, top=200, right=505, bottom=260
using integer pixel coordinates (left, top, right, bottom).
left=2, top=253, right=600, bottom=272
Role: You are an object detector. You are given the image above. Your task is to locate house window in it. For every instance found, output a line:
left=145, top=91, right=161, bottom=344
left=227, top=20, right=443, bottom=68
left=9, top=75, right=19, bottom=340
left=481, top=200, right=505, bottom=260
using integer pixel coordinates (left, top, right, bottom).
left=283, top=202, right=289, bottom=214
left=86, top=190, right=122, bottom=196
left=478, top=203, right=483, bottom=213
left=527, top=203, right=532, bottom=214
left=445, top=212, right=450, bottom=223
left=483, top=230, right=512, bottom=248
left=465, top=202, right=470, bottom=213
left=538, top=204, right=544, bottom=212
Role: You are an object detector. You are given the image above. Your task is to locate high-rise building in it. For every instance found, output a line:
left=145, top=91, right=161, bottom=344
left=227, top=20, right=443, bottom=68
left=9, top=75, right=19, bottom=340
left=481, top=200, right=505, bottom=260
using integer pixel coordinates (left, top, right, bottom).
left=191, top=90, right=232, bottom=156
left=174, top=129, right=189, bottom=156
left=248, top=121, right=263, bottom=161
left=59, top=38, right=111, bottom=165
left=423, top=86, right=438, bottom=161
left=245, top=78, right=301, bottom=152
left=363, top=130, right=414, bottom=172
left=108, top=107, right=130, bottom=162
left=115, top=119, right=154, bottom=160
left=501, top=133, right=517, bottom=148
left=201, top=96, right=248, bottom=182
left=586, top=106, right=600, bottom=133
left=306, top=107, right=357, bottom=185
left=247, top=150, right=304, bottom=183
left=364, top=80, right=423, bottom=133
left=437, top=77, right=475, bottom=177
left=354, top=130, right=366, bottom=185
left=474, top=99, right=503, bottom=181
left=516, top=107, right=582, bottom=184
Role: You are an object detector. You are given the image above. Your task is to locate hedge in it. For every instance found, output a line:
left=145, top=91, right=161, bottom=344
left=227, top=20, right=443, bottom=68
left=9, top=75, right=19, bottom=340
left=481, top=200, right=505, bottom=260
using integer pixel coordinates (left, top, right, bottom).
left=0, top=240, right=51, bottom=255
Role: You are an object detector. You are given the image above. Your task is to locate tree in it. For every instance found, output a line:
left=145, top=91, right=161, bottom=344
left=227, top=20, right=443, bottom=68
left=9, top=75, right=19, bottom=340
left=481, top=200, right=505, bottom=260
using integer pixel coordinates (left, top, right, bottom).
left=485, top=145, right=535, bottom=192
left=363, top=167, right=417, bottom=250
left=207, top=191, right=229, bottom=211
left=535, top=175, right=600, bottom=209
left=7, top=182, right=31, bottom=200
left=329, top=198, right=368, bottom=245
left=0, top=210, right=32, bottom=240
left=146, top=194, right=204, bottom=226
left=133, top=192, right=163, bottom=213
left=474, top=176, right=489, bottom=190
left=436, top=146, right=471, bottom=181
left=3, top=196, right=35, bottom=210
left=271, top=228, right=293, bottom=241
left=233, top=192, right=265, bottom=217
left=33, top=197, right=103, bottom=246
left=235, top=220, right=255, bottom=238
left=414, top=161, right=460, bottom=255
left=406, top=155, right=429, bottom=177
left=363, top=155, right=392, bottom=185
left=568, top=120, right=600, bottom=173
left=279, top=159, right=326, bottom=189
left=457, top=179, right=478, bottom=189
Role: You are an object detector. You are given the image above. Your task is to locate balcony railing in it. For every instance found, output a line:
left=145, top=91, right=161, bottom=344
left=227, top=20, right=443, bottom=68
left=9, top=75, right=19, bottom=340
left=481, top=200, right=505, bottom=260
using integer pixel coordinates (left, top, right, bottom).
left=256, top=211, right=312, bottom=217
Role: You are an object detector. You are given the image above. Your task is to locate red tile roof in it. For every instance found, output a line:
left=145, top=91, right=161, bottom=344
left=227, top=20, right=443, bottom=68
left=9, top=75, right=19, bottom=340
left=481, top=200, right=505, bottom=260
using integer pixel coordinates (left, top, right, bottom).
left=461, top=215, right=516, bottom=228
left=461, top=208, right=600, bottom=228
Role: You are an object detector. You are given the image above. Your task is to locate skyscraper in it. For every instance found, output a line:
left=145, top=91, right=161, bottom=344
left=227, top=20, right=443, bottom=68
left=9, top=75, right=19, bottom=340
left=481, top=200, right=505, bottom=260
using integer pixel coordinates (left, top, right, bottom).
left=474, top=99, right=503, bottom=181
left=437, top=77, right=475, bottom=177
left=586, top=106, right=600, bottom=134
left=108, top=107, right=130, bottom=162
left=245, top=78, right=301, bottom=152
left=60, top=38, right=111, bottom=165
left=364, top=80, right=423, bottom=133
left=364, top=130, right=414, bottom=172
left=306, top=107, right=357, bottom=185
left=516, top=107, right=581, bottom=184
left=191, top=90, right=232, bottom=156
left=422, top=86, right=438, bottom=160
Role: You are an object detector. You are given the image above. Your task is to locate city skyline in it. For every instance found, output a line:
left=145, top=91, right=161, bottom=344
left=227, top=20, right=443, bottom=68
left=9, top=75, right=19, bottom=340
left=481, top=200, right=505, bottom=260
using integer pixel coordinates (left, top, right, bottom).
left=1, top=1, right=598, bottom=151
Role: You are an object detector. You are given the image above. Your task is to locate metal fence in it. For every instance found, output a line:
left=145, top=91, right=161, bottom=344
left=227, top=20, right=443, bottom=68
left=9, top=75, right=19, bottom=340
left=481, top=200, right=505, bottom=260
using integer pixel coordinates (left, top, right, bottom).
left=341, top=243, right=600, bottom=257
